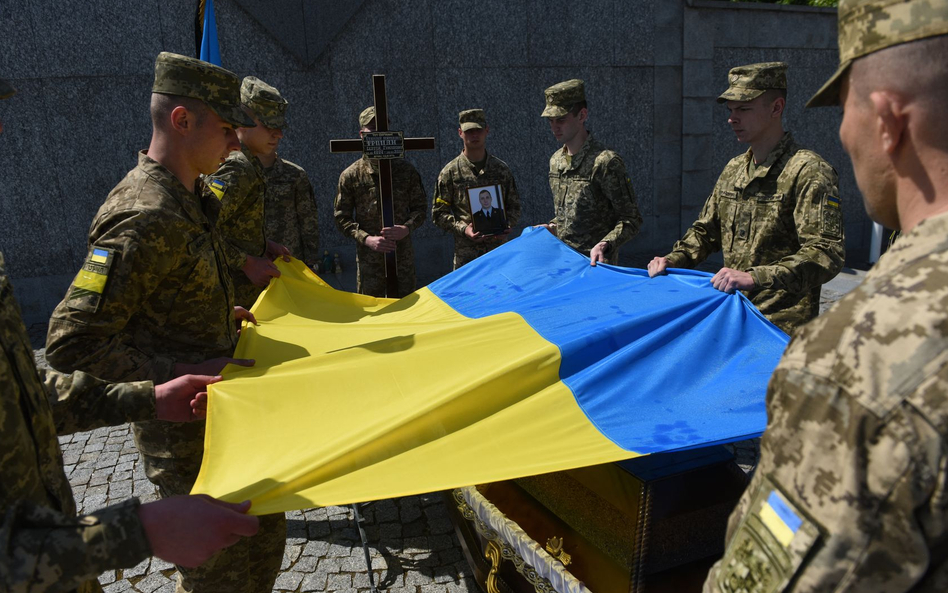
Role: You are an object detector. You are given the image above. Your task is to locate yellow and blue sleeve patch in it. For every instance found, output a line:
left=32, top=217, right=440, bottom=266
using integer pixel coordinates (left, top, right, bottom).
left=67, top=247, right=114, bottom=312
left=759, top=490, right=803, bottom=547
left=825, top=195, right=840, bottom=209
left=90, top=248, right=109, bottom=264
left=207, top=178, right=226, bottom=200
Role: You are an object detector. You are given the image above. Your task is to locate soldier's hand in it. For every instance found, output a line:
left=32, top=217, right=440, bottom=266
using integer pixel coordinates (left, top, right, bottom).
left=173, top=357, right=255, bottom=378
left=366, top=235, right=396, bottom=253
left=534, top=223, right=555, bottom=234
left=234, top=306, right=257, bottom=335
left=711, top=268, right=755, bottom=294
left=242, top=255, right=281, bottom=287
left=380, top=225, right=410, bottom=241
left=464, top=224, right=485, bottom=243
left=138, top=496, right=259, bottom=568
left=589, top=242, right=610, bottom=267
left=266, top=239, right=292, bottom=262
left=647, top=257, right=669, bottom=277
left=154, top=374, right=222, bottom=422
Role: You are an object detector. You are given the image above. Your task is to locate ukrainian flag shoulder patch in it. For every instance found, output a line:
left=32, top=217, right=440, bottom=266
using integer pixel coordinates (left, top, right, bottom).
left=826, top=195, right=840, bottom=209
left=67, top=247, right=115, bottom=313
left=759, top=489, right=803, bottom=547
left=207, top=178, right=226, bottom=200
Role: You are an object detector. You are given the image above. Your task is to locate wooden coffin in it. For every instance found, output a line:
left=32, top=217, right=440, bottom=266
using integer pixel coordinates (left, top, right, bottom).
left=448, top=446, right=748, bottom=593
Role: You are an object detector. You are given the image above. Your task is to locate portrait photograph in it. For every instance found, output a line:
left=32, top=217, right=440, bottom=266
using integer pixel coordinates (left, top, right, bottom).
left=467, top=184, right=507, bottom=235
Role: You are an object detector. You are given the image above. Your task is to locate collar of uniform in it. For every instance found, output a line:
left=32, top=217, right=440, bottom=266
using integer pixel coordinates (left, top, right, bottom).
left=137, top=150, right=207, bottom=223
left=240, top=144, right=266, bottom=178
left=560, top=132, right=596, bottom=172
left=360, top=154, right=380, bottom=175
left=739, top=132, right=795, bottom=182
left=871, top=211, right=948, bottom=281
left=459, top=151, right=490, bottom=175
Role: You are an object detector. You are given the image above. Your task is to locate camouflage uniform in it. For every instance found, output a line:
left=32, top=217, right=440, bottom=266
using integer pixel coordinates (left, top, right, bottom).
left=542, top=80, right=643, bottom=264
left=207, top=145, right=267, bottom=308
left=44, top=54, right=284, bottom=593
left=664, top=64, right=845, bottom=334
left=2, top=247, right=155, bottom=593
left=705, top=2, right=948, bottom=591
left=264, top=155, right=320, bottom=269
left=433, top=152, right=520, bottom=268
left=334, top=106, right=428, bottom=297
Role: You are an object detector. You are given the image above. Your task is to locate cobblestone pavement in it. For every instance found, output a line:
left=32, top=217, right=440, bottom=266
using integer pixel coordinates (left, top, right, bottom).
left=58, top=425, right=477, bottom=593
left=33, top=269, right=867, bottom=593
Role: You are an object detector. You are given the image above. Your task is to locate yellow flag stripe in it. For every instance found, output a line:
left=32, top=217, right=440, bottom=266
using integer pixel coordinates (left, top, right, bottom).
left=73, top=269, right=107, bottom=294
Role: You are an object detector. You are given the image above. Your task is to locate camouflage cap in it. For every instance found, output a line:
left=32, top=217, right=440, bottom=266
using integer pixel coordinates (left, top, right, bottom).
left=241, top=76, right=288, bottom=129
left=541, top=79, right=586, bottom=118
left=717, top=62, right=787, bottom=103
left=459, top=109, right=486, bottom=131
left=359, top=106, right=376, bottom=129
left=0, top=78, right=16, bottom=100
left=151, top=52, right=255, bottom=128
left=808, top=0, right=948, bottom=107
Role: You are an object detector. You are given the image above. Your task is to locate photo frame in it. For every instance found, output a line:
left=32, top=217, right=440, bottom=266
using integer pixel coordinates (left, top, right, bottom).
left=467, top=184, right=508, bottom=235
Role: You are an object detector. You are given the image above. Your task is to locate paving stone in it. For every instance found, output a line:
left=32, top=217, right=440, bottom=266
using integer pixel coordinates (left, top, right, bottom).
left=399, top=499, right=422, bottom=522
left=121, top=558, right=150, bottom=579
left=103, top=581, right=131, bottom=593
left=318, top=558, right=342, bottom=574
left=154, top=583, right=176, bottom=593
left=293, top=554, right=319, bottom=572
left=423, top=584, right=451, bottom=593
left=109, top=480, right=133, bottom=498
left=281, top=544, right=303, bottom=569
left=151, top=557, right=174, bottom=571
left=98, top=570, right=116, bottom=584
left=327, top=542, right=352, bottom=558
left=308, top=519, right=332, bottom=538
left=402, top=521, right=426, bottom=537
left=301, top=571, right=328, bottom=592
left=303, top=539, right=331, bottom=557
left=439, top=547, right=462, bottom=565
left=327, top=573, right=352, bottom=589
left=274, top=571, right=305, bottom=591
left=135, top=572, right=170, bottom=593
left=405, top=568, right=434, bottom=586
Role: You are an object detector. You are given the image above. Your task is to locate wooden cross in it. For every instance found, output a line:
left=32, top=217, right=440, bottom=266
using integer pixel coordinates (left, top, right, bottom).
left=330, top=74, right=435, bottom=298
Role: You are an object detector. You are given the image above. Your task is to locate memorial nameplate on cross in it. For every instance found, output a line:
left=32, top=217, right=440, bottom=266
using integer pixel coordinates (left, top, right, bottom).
left=330, top=75, right=435, bottom=298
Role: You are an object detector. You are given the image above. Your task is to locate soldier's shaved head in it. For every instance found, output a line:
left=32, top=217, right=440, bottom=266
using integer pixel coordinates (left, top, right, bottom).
left=850, top=34, right=948, bottom=140
left=150, top=93, right=208, bottom=132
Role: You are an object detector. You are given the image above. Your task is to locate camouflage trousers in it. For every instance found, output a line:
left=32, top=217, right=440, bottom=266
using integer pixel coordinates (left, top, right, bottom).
left=355, top=241, right=416, bottom=298
left=142, top=453, right=285, bottom=593
left=452, top=235, right=508, bottom=270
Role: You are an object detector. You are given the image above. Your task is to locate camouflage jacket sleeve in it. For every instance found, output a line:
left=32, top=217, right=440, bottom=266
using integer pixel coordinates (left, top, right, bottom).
left=431, top=168, right=467, bottom=237
left=664, top=188, right=723, bottom=269
left=292, top=174, right=320, bottom=267
left=403, top=166, right=428, bottom=232
left=746, top=160, right=845, bottom=293
left=502, top=168, right=522, bottom=229
left=45, top=211, right=178, bottom=382
left=334, top=170, right=369, bottom=246
left=595, top=154, right=642, bottom=250
left=210, top=158, right=267, bottom=272
left=41, top=368, right=155, bottom=435
left=1, top=498, right=151, bottom=592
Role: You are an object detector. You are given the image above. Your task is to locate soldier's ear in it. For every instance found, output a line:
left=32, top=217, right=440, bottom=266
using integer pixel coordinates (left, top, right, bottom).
left=771, top=97, right=786, bottom=119
left=870, top=91, right=905, bottom=155
left=170, top=105, right=193, bottom=135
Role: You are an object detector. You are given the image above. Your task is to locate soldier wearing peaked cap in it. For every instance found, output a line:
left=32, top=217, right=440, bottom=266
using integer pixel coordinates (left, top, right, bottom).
left=649, top=62, right=845, bottom=335
left=242, top=80, right=323, bottom=272
left=44, top=53, right=287, bottom=593
left=705, top=2, right=948, bottom=591
left=539, top=79, right=643, bottom=266
left=432, top=109, right=522, bottom=269
left=334, top=106, right=428, bottom=297
left=206, top=75, right=296, bottom=309
left=0, top=75, right=262, bottom=592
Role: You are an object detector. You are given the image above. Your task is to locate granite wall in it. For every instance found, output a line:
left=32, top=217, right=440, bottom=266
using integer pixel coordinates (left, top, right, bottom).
left=0, top=0, right=863, bottom=325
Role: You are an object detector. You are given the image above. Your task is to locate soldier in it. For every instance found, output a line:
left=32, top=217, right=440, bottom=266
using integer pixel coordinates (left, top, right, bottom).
left=705, top=1, right=948, bottom=591
left=647, top=62, right=845, bottom=335
left=207, top=76, right=291, bottom=309
left=44, top=54, right=286, bottom=593
left=432, top=109, right=521, bottom=269
left=334, top=106, right=427, bottom=297
left=537, top=79, right=642, bottom=266
left=250, top=84, right=321, bottom=271
left=0, top=77, right=258, bottom=593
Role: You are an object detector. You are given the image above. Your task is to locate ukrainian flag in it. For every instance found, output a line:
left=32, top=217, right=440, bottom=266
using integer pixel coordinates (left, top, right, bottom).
left=192, top=228, right=788, bottom=514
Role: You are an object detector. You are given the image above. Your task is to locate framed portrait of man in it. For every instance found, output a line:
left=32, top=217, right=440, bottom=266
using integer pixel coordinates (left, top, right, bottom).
left=467, top=184, right=507, bottom=235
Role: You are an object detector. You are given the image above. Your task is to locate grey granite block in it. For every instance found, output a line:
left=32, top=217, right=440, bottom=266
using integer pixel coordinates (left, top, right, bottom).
left=683, top=97, right=713, bottom=136
left=653, top=66, right=682, bottom=109
left=329, top=0, right=436, bottom=72
left=653, top=140, right=682, bottom=181
left=654, top=26, right=684, bottom=67
left=683, top=59, right=715, bottom=98
left=683, top=9, right=715, bottom=60
left=431, top=0, right=531, bottom=68
left=682, top=135, right=713, bottom=172
left=655, top=1, right=683, bottom=28
left=615, top=1, right=655, bottom=66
